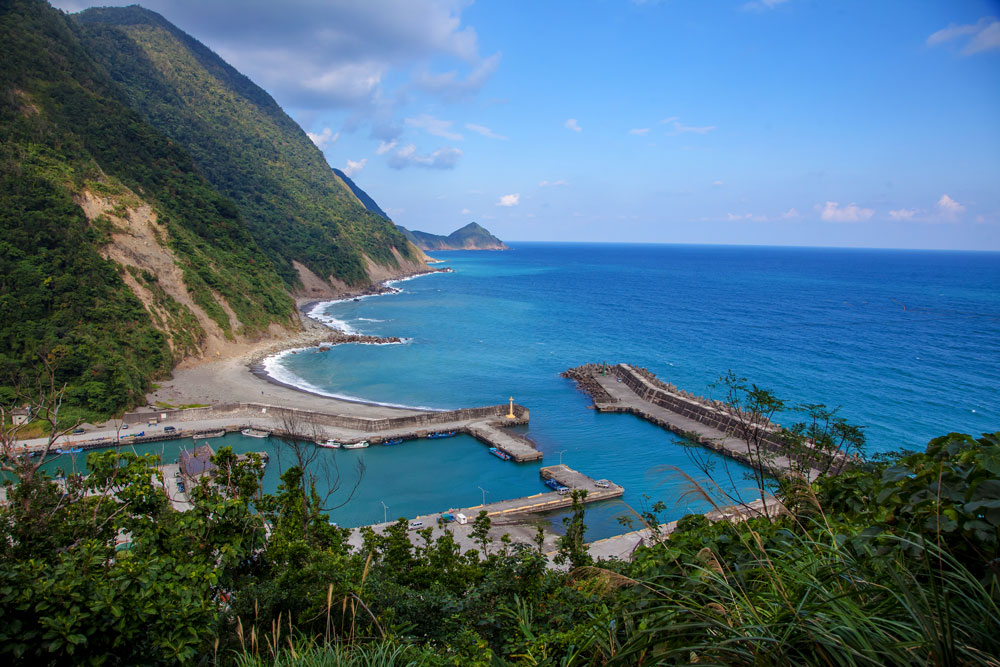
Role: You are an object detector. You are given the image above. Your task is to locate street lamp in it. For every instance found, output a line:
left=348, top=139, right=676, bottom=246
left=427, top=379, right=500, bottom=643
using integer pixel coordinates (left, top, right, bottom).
left=557, top=449, right=567, bottom=465
left=381, top=500, right=388, bottom=524
left=478, top=485, right=488, bottom=506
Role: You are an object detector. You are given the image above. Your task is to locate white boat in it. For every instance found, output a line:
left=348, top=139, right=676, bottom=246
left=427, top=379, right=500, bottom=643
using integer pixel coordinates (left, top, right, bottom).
left=318, top=439, right=342, bottom=449
left=342, top=441, right=369, bottom=449
left=240, top=428, right=269, bottom=439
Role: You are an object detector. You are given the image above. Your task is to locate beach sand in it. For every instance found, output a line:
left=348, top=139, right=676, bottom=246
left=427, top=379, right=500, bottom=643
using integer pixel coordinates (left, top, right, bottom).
left=147, top=297, right=426, bottom=419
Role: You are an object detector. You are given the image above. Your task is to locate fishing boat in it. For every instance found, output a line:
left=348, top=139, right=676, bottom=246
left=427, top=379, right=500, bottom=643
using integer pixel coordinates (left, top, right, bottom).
left=56, top=447, right=84, bottom=455
left=193, top=430, right=225, bottom=439
left=427, top=431, right=456, bottom=439
left=382, top=438, right=403, bottom=446
left=240, top=428, right=269, bottom=439
left=318, top=439, right=342, bottom=449
left=343, top=440, right=369, bottom=449
left=544, top=478, right=569, bottom=493
left=489, top=447, right=511, bottom=461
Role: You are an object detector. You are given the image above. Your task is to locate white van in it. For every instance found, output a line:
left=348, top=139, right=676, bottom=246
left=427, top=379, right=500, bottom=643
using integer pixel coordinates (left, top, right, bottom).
left=455, top=513, right=468, bottom=525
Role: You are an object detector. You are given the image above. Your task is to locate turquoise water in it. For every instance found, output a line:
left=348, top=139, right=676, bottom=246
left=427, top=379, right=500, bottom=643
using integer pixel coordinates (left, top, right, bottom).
left=51, top=243, right=999, bottom=537
left=269, top=243, right=1000, bottom=535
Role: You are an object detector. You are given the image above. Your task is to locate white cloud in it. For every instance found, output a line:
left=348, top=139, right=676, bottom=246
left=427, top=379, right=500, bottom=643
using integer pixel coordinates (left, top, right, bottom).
left=461, top=208, right=472, bottom=215
left=538, top=179, right=568, bottom=187
left=52, top=0, right=502, bottom=136
left=564, top=118, right=582, bottom=132
left=465, top=123, right=508, bottom=140
left=405, top=114, right=463, bottom=140
left=496, top=193, right=520, bottom=207
left=659, top=116, right=678, bottom=124
left=727, top=212, right=769, bottom=222
left=780, top=208, right=800, bottom=219
left=343, top=158, right=367, bottom=176
left=927, top=17, right=1000, bottom=55
left=937, top=194, right=966, bottom=219
left=375, top=139, right=398, bottom=155
left=386, top=144, right=463, bottom=169
left=307, top=126, right=340, bottom=148
left=670, top=121, right=716, bottom=135
left=889, top=208, right=917, bottom=220
left=414, top=52, right=501, bottom=99
left=629, top=128, right=650, bottom=135
left=817, top=201, right=875, bottom=222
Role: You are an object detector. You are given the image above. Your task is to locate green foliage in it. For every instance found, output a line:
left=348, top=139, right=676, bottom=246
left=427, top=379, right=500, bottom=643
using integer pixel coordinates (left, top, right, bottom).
left=76, top=7, right=415, bottom=288
left=0, top=0, right=295, bottom=416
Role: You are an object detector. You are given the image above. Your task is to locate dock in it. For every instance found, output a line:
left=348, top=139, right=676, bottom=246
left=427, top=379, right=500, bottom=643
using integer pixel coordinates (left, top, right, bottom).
left=13, top=401, right=543, bottom=463
left=564, top=363, right=839, bottom=480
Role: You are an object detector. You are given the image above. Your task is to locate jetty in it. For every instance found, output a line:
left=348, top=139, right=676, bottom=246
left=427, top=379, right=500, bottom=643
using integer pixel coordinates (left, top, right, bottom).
left=13, top=401, right=543, bottom=463
left=563, top=363, right=845, bottom=480
left=346, top=465, right=623, bottom=553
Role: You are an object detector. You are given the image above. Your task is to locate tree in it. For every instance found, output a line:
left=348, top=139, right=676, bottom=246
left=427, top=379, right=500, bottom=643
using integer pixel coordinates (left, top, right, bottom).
left=472, top=510, right=492, bottom=556
left=555, top=490, right=591, bottom=569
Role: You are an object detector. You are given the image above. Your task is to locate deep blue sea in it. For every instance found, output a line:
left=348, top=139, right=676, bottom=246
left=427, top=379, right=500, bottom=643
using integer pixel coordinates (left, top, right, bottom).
left=52, top=243, right=1000, bottom=537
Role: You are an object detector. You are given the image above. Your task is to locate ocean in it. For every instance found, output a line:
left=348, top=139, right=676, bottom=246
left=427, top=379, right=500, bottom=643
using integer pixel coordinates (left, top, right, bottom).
left=49, top=243, right=1000, bottom=537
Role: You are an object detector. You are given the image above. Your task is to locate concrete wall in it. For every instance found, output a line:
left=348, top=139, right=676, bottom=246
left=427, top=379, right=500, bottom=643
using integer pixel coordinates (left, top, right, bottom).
left=125, top=402, right=529, bottom=432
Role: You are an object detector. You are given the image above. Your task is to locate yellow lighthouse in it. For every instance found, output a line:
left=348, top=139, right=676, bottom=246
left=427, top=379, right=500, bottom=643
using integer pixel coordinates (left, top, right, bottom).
left=506, top=396, right=516, bottom=419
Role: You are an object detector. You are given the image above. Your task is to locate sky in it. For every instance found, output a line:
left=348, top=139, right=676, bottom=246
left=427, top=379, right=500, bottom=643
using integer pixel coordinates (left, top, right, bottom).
left=53, top=0, right=1000, bottom=250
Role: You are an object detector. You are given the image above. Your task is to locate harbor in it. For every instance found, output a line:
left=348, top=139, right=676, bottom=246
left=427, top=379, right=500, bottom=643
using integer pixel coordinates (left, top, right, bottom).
left=13, top=398, right=542, bottom=463
left=346, top=465, right=624, bottom=556
left=563, top=363, right=843, bottom=480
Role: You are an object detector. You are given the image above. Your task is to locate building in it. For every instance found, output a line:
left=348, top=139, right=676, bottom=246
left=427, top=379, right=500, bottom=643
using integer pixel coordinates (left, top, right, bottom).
left=178, top=443, right=216, bottom=480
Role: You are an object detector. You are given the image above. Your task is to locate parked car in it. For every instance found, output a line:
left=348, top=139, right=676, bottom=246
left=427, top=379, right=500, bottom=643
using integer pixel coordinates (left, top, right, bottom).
left=408, top=521, right=424, bottom=530
left=595, top=480, right=611, bottom=489
left=71, top=428, right=85, bottom=434
left=121, top=423, right=128, bottom=429
left=163, top=425, right=176, bottom=433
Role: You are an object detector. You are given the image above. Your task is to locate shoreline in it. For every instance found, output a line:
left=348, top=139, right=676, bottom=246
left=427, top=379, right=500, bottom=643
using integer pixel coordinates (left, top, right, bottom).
left=147, top=267, right=451, bottom=417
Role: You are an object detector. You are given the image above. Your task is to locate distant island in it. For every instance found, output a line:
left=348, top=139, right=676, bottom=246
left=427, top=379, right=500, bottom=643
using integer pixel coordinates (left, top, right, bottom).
left=397, top=222, right=509, bottom=251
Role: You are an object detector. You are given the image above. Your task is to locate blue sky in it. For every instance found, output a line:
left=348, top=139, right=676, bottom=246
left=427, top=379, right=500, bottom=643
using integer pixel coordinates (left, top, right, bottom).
left=55, top=0, right=1000, bottom=249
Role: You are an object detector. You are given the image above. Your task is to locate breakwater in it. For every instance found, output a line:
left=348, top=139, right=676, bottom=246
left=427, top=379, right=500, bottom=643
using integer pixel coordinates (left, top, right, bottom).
left=563, top=363, right=849, bottom=478
left=124, top=402, right=528, bottom=432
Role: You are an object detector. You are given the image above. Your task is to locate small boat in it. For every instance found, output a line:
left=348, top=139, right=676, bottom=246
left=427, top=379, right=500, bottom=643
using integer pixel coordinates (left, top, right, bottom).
left=544, top=478, right=569, bottom=493
left=489, top=447, right=511, bottom=461
left=343, top=441, right=369, bottom=449
left=382, top=438, right=403, bottom=446
left=318, top=439, right=342, bottom=449
left=193, top=430, right=225, bottom=439
left=427, top=431, right=456, bottom=439
left=56, top=447, right=84, bottom=455
left=240, top=428, right=269, bottom=439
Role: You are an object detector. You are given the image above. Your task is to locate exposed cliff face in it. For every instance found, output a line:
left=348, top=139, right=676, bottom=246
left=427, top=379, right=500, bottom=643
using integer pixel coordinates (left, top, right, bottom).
left=398, top=223, right=509, bottom=251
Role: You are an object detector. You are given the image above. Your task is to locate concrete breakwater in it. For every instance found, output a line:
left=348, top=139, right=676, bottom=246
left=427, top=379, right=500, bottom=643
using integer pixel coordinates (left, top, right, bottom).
left=124, top=402, right=528, bottom=432
left=563, top=363, right=846, bottom=479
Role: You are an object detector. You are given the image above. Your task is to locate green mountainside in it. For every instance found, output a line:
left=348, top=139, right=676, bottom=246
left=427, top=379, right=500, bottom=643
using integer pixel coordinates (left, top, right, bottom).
left=75, top=5, right=419, bottom=289
left=398, top=222, right=508, bottom=251
left=0, top=0, right=423, bottom=418
left=332, top=168, right=391, bottom=220
left=0, top=0, right=300, bottom=416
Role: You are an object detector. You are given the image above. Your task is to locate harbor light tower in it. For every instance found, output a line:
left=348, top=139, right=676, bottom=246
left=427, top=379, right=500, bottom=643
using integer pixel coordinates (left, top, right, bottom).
left=506, top=396, right=516, bottom=419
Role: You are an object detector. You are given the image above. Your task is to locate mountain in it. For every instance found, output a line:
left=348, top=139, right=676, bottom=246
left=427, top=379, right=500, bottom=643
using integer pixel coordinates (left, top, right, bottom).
left=332, top=168, right=391, bottom=221
left=398, top=223, right=508, bottom=251
left=0, top=0, right=426, bottom=417
left=75, top=5, right=425, bottom=294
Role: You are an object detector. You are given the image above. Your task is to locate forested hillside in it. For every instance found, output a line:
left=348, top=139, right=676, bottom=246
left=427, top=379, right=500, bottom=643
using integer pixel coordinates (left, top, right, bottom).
left=0, top=0, right=298, bottom=417
left=76, top=6, right=420, bottom=289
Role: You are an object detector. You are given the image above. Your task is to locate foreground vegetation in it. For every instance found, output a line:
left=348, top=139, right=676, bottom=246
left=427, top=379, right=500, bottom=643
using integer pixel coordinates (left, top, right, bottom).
left=1, top=400, right=997, bottom=665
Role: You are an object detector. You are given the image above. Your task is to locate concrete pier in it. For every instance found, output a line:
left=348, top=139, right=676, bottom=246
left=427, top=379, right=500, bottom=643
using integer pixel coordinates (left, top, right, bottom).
left=14, top=401, right=543, bottom=463
left=564, top=363, right=832, bottom=480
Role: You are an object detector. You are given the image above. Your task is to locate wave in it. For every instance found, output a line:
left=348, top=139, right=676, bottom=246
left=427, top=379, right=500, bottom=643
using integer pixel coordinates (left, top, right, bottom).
left=262, top=347, right=443, bottom=411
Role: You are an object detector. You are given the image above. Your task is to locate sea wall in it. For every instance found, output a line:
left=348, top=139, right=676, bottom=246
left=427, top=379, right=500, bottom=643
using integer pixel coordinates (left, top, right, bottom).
left=124, top=402, right=529, bottom=432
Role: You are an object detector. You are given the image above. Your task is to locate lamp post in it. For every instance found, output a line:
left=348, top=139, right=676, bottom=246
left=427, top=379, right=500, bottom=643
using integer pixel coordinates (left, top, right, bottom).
left=381, top=500, right=388, bottom=524
left=557, top=449, right=567, bottom=465
left=478, top=486, right=488, bottom=506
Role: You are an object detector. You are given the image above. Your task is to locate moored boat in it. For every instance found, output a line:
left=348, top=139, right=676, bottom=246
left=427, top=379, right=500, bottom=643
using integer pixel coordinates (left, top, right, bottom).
left=427, top=431, right=456, bottom=439
left=343, top=440, right=369, bottom=449
left=489, top=447, right=511, bottom=461
left=318, top=439, right=342, bottom=449
left=240, top=428, right=269, bottom=438
left=383, top=438, right=403, bottom=446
